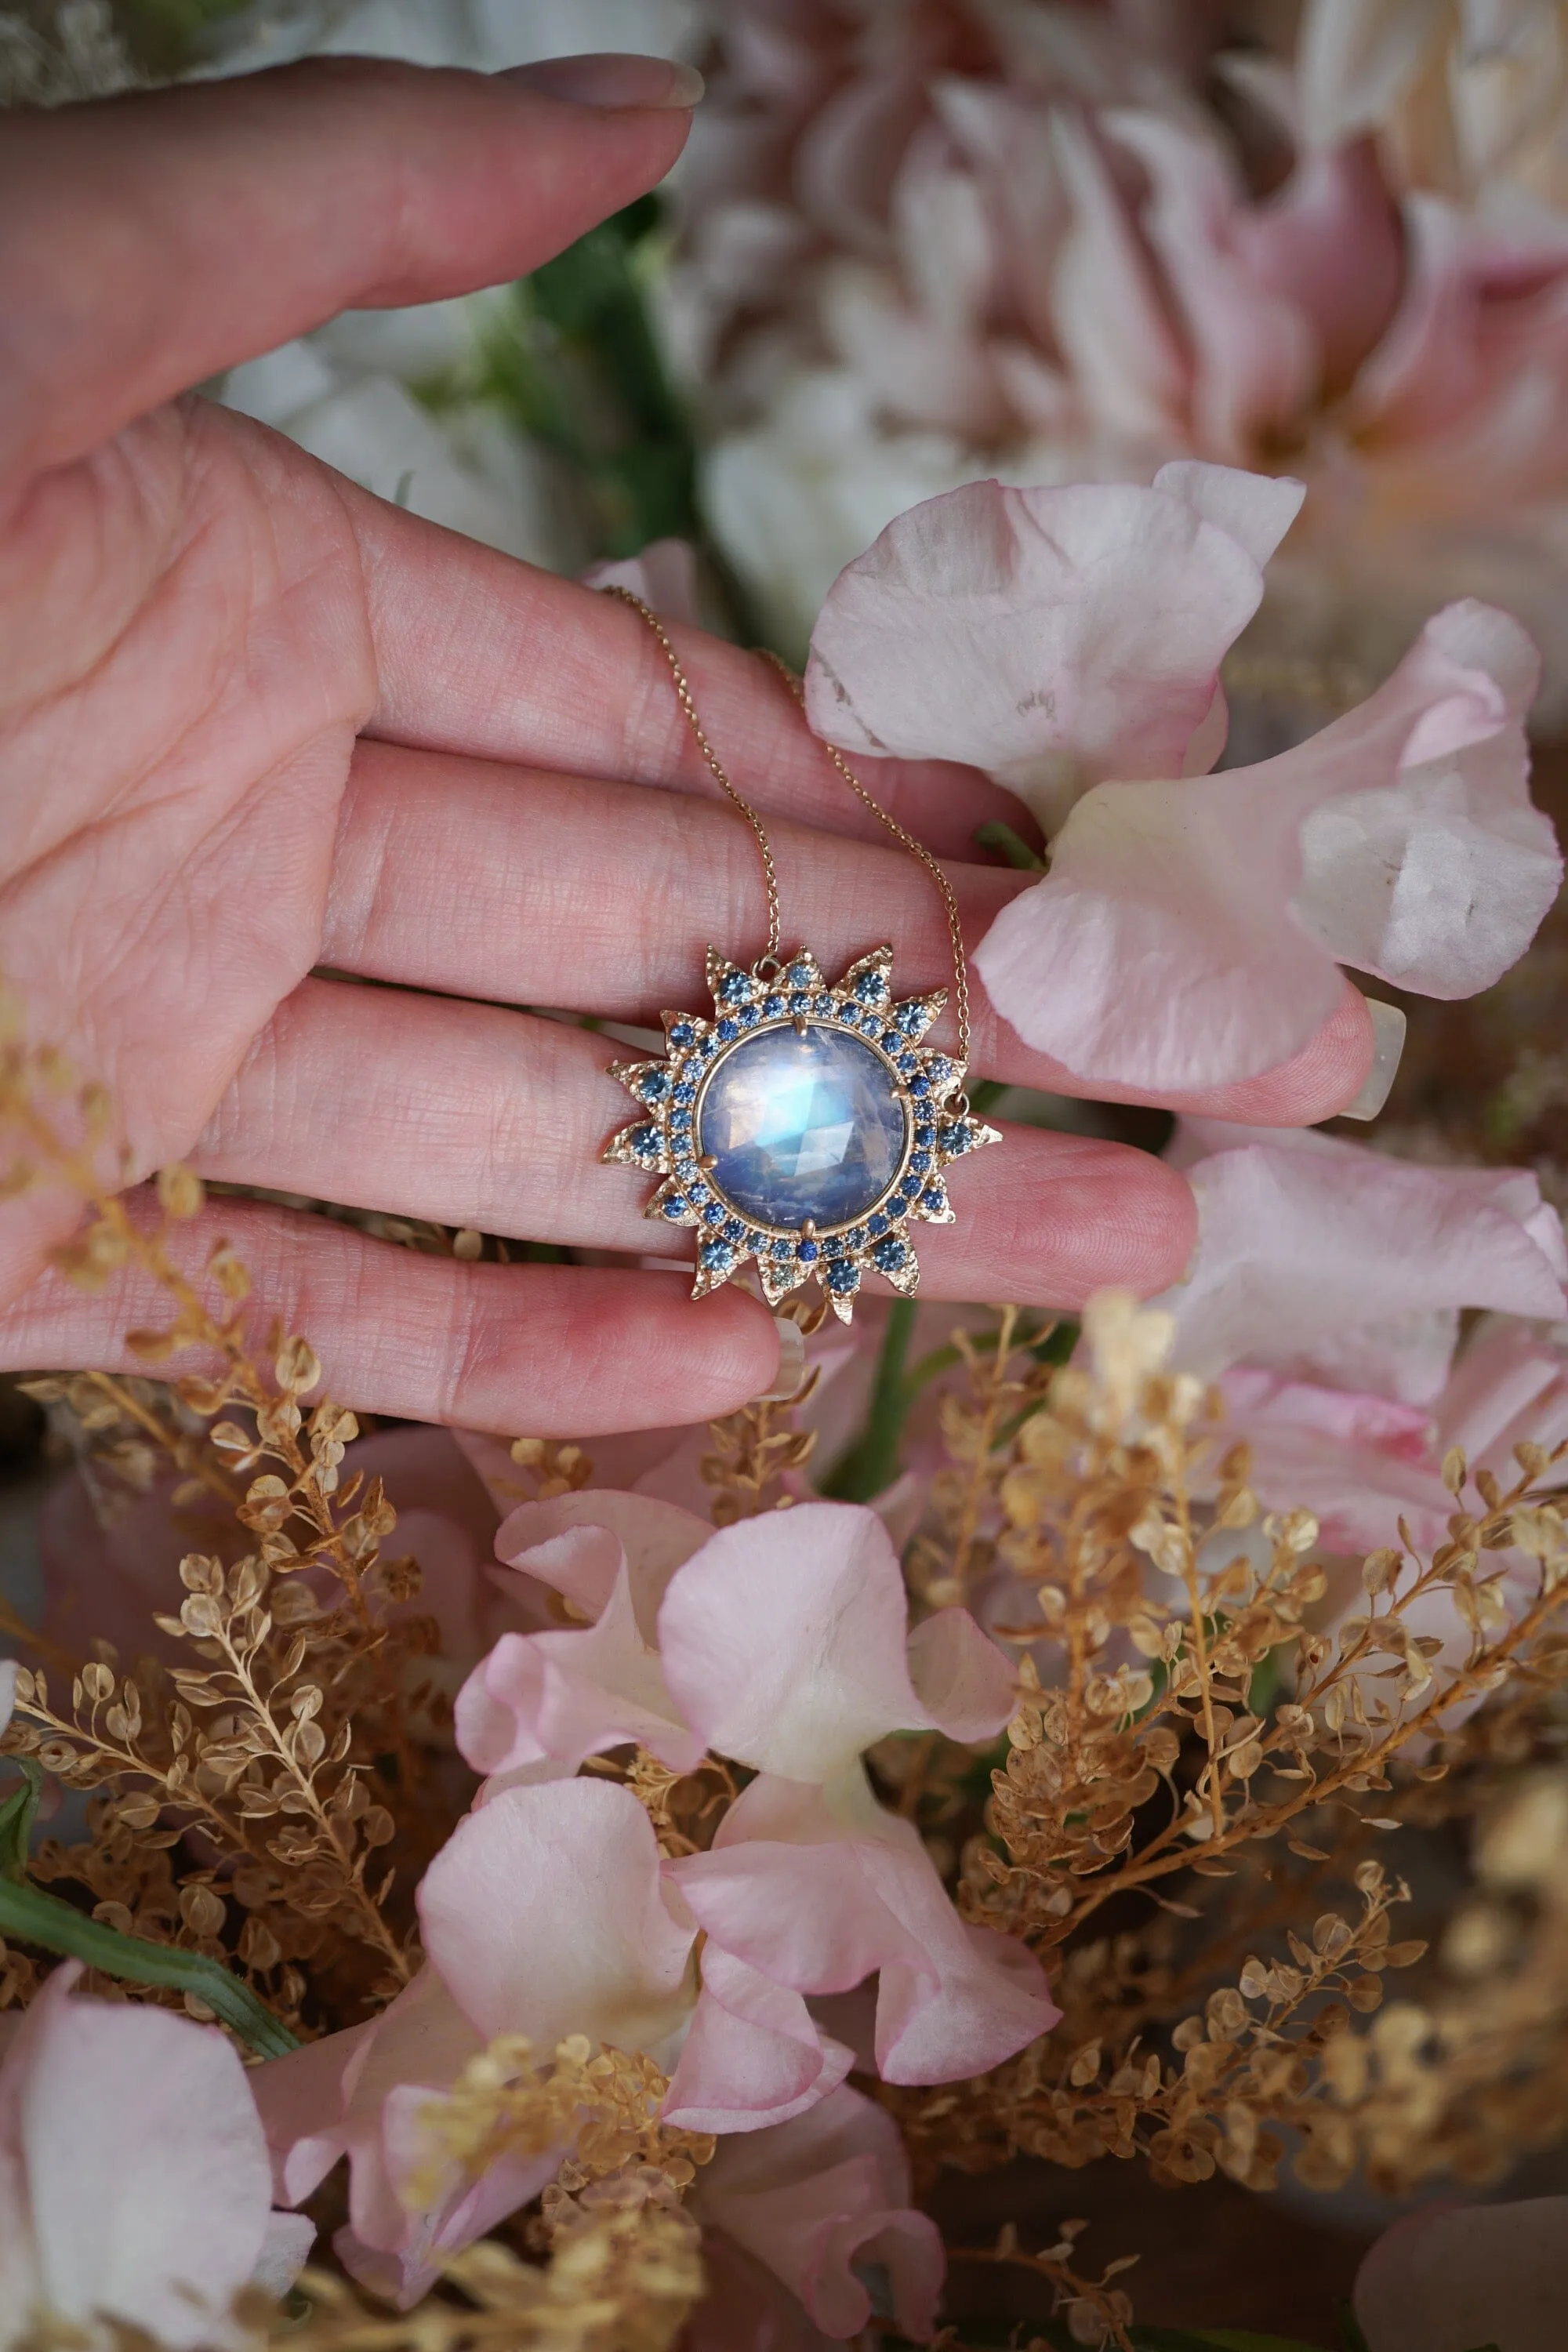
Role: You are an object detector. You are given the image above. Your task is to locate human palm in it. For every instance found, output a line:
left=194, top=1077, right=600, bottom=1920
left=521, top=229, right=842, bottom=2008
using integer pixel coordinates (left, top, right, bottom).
left=0, top=57, right=1375, bottom=1434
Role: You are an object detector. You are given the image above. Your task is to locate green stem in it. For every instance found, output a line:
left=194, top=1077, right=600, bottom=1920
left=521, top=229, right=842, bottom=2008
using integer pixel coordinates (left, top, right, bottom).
left=822, top=1298, right=918, bottom=1503
left=973, top=820, right=1047, bottom=872
left=0, top=1875, right=298, bottom=2060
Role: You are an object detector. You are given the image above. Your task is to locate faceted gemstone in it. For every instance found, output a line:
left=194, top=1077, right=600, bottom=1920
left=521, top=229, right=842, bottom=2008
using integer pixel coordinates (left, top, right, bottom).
left=697, top=1021, right=909, bottom=1230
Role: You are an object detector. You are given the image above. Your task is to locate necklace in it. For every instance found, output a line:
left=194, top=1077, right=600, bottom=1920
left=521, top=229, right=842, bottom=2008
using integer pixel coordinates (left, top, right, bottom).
left=601, top=589, right=999, bottom=1325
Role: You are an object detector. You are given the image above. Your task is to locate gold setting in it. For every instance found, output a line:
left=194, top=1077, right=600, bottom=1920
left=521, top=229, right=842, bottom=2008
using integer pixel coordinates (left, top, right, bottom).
left=604, top=944, right=1000, bottom=1323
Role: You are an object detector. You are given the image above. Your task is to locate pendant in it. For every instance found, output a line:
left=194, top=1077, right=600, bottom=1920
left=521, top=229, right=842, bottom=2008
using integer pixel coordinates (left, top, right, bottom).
left=603, top=945, right=1000, bottom=1323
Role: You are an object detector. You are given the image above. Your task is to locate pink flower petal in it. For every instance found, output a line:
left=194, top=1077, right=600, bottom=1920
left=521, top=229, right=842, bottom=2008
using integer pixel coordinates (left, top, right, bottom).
left=803, top=467, right=1298, bottom=835
left=671, top=1774, right=1057, bottom=2084
left=694, top=2085, right=945, bottom=2342
left=453, top=1561, right=702, bottom=1780
left=1157, top=1123, right=1568, bottom=1399
left=419, top=1779, right=697, bottom=2062
left=8, top=1965, right=278, bottom=2347
left=1355, top=2194, right=1565, bottom=2352
left=583, top=540, right=702, bottom=627
left=662, top=1945, right=854, bottom=2133
left=974, top=599, right=1558, bottom=1092
left=494, top=1490, right=713, bottom=1622
left=1046, top=109, right=1190, bottom=446
left=658, top=1501, right=1011, bottom=1781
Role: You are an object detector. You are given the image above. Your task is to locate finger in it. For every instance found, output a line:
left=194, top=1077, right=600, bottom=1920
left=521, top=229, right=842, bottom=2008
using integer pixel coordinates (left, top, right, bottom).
left=350, top=490, right=1029, bottom=858
left=0, top=1196, right=777, bottom=1436
left=188, top=978, right=1198, bottom=1305
left=0, top=58, right=695, bottom=486
left=324, top=742, right=1377, bottom=1124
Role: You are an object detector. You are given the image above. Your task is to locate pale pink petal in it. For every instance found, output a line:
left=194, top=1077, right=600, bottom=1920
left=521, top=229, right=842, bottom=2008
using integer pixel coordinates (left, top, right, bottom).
left=0, top=1659, right=14, bottom=1739
left=1047, top=109, right=1190, bottom=446
left=1218, top=1368, right=1451, bottom=1554
left=453, top=1562, right=702, bottom=1780
left=1355, top=2194, right=1564, bottom=2352
left=254, top=2212, right=317, bottom=2296
left=1105, top=110, right=1319, bottom=461
left=662, top=1945, right=854, bottom=2133
left=1156, top=1124, right=1568, bottom=1399
left=13, top=1967, right=274, bottom=2346
left=904, top=1606, right=1015, bottom=1742
left=419, top=1779, right=696, bottom=2063
left=1438, top=1322, right=1568, bottom=1468
left=493, top=1491, right=713, bottom=1624
left=671, top=1774, right=1058, bottom=2084
left=1231, top=141, right=1404, bottom=389
left=1297, top=0, right=1437, bottom=149
left=695, top=2085, right=945, bottom=2342
left=583, top=540, right=702, bottom=627
left=804, top=467, right=1294, bottom=835
left=974, top=599, right=1559, bottom=1092
left=820, top=259, right=1007, bottom=435
left=658, top=1502, right=1008, bottom=1782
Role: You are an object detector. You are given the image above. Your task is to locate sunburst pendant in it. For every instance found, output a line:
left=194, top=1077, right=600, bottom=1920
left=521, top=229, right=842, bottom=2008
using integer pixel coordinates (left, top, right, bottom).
left=603, top=945, right=1000, bottom=1323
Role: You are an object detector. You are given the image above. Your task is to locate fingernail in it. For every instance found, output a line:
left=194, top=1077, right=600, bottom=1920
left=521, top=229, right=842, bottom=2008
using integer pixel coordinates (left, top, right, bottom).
left=502, top=53, right=705, bottom=110
left=1340, top=996, right=1406, bottom=1122
left=750, top=1316, right=807, bottom=1406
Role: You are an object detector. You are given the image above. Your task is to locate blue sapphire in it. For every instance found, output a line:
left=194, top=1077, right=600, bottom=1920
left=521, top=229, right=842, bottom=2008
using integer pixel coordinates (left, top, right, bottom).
left=719, top=971, right=753, bottom=1005
left=868, top=1213, right=889, bottom=1237
left=854, top=971, right=887, bottom=1004
left=662, top=1196, right=688, bottom=1221
left=695, top=1022, right=910, bottom=1230
left=739, top=1004, right=761, bottom=1028
left=628, top=1123, right=661, bottom=1162
left=916, top=1123, right=937, bottom=1147
left=910, top=1076, right=931, bottom=1098
left=689, top=1185, right=712, bottom=1207
left=922, top=1185, right=946, bottom=1212
left=770, top=1237, right=794, bottom=1259
left=894, top=1186, right=917, bottom=1210
left=896, top=1052, right=919, bottom=1076
left=827, top=1261, right=860, bottom=1294
left=881, top=1029, right=903, bottom=1051
left=938, top=1121, right=969, bottom=1153
left=677, top=1158, right=699, bottom=1182
left=764, top=994, right=786, bottom=1016
left=825, top=1232, right=850, bottom=1257
left=845, top=1226, right=869, bottom=1249
left=789, top=992, right=813, bottom=1015
left=703, top=1203, right=725, bottom=1227
left=724, top=1217, right=746, bottom=1241
left=673, top=1081, right=695, bottom=1105
left=641, top=1068, right=672, bottom=1103
left=786, top=961, right=815, bottom=988
left=717, top=1018, right=739, bottom=1043
left=699, top=1238, right=735, bottom=1272
left=895, top=1004, right=926, bottom=1035
left=872, top=1236, right=909, bottom=1274
left=668, top=1022, right=696, bottom=1048
left=910, top=1150, right=931, bottom=1174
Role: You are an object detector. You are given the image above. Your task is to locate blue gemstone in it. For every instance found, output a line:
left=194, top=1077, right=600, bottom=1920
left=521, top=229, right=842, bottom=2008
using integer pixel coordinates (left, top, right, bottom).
left=896, top=1004, right=925, bottom=1035
left=770, top=1237, right=793, bottom=1259
left=699, top=1238, right=735, bottom=1272
left=868, top=1213, right=889, bottom=1237
left=669, top=1022, right=696, bottom=1048
left=916, top=1123, right=936, bottom=1146
left=673, top=1081, right=695, bottom=1105
left=896, top=1052, right=918, bottom=1075
left=703, top=1203, right=725, bottom=1226
left=894, top=1187, right=916, bottom=1210
left=922, top=1185, right=946, bottom=1210
left=690, top=1185, right=712, bottom=1207
left=911, top=1150, right=931, bottom=1174
left=724, top=1216, right=746, bottom=1241
left=677, top=1159, right=699, bottom=1182
left=789, top=992, right=813, bottom=1015
left=786, top=962, right=815, bottom=987
left=662, top=1196, right=688, bottom=1221
left=764, top=994, right=786, bottom=1016
left=846, top=1226, right=869, bottom=1248
left=641, top=1068, right=671, bottom=1103
left=695, top=1022, right=911, bottom=1232
left=739, top=1004, right=761, bottom=1027
left=719, top=971, right=753, bottom=1005
left=825, top=1232, right=849, bottom=1257
left=828, top=1261, right=860, bottom=1294
left=628, top=1123, right=661, bottom=1161
left=797, top=1238, right=819, bottom=1263
left=717, top=1018, right=739, bottom=1043
left=873, top=1236, right=909, bottom=1274
left=910, top=1076, right=930, bottom=1098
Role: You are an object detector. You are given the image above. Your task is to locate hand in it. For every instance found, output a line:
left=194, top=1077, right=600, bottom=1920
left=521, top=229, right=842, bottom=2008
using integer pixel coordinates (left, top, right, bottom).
left=0, top=58, right=1375, bottom=1435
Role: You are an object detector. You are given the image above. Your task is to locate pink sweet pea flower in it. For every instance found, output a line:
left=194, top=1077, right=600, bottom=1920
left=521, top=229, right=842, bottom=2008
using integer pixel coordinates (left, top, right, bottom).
left=1354, top=2190, right=1565, bottom=2352
left=0, top=1965, right=311, bottom=2349
left=805, top=469, right=1560, bottom=1094
left=1159, top=1120, right=1568, bottom=1400
left=451, top=1497, right=1057, bottom=2125
left=688, top=2085, right=945, bottom=2347
left=255, top=1777, right=698, bottom=2307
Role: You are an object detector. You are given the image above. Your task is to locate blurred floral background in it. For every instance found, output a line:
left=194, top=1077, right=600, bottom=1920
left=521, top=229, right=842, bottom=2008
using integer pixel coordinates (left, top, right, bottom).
left=8, top=5, right=1568, bottom=2350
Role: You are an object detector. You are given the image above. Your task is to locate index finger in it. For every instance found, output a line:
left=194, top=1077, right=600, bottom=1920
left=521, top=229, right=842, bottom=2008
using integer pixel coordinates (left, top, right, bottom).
left=0, top=56, right=695, bottom=489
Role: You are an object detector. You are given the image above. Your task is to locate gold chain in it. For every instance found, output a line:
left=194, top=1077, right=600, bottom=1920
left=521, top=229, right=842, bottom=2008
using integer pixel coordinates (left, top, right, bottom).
left=606, top=587, right=971, bottom=1073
